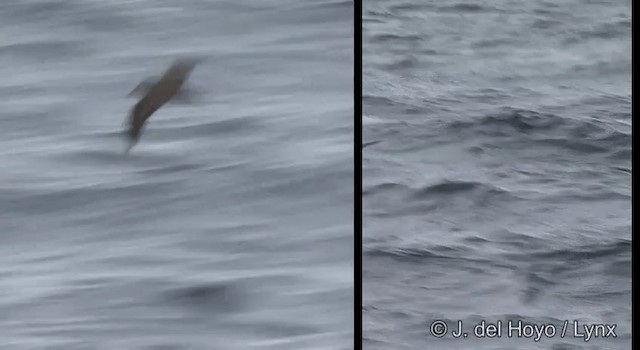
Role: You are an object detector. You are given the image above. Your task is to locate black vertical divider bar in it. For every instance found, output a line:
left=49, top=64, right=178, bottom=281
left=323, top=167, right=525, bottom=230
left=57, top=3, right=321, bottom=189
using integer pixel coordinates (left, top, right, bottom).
left=631, top=2, right=636, bottom=350
left=354, top=0, right=363, bottom=348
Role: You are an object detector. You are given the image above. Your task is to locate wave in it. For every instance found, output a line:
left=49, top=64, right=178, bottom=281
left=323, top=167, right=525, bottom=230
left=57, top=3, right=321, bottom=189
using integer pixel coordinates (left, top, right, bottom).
left=576, top=19, right=631, bottom=41
left=437, top=3, right=491, bottom=13
left=362, top=140, right=382, bottom=149
left=363, top=179, right=519, bottom=220
left=379, top=2, right=497, bottom=16
left=411, top=180, right=508, bottom=199
left=365, top=180, right=512, bottom=200
left=4, top=178, right=182, bottom=217
left=149, top=116, right=264, bottom=140
left=369, top=33, right=424, bottom=44
left=364, top=243, right=495, bottom=269
left=365, top=245, right=464, bottom=261
left=527, top=239, right=630, bottom=261
left=446, top=108, right=630, bottom=157
left=447, top=108, right=566, bottom=134
left=0, top=39, right=90, bottom=62
left=362, top=94, right=431, bottom=117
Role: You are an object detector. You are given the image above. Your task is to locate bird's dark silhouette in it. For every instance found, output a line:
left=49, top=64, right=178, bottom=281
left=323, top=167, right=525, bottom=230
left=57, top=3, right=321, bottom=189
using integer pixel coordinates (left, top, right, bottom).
left=124, top=58, right=199, bottom=153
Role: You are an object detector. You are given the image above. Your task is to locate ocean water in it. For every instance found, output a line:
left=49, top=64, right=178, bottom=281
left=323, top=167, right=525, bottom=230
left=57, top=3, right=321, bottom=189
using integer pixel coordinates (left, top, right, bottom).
left=362, top=0, right=630, bottom=349
left=0, top=0, right=353, bottom=349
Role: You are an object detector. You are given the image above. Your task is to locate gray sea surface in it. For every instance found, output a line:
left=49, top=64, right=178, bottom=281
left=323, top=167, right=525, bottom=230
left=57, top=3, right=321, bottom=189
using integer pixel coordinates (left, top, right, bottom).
left=363, top=0, right=631, bottom=349
left=0, top=0, right=353, bottom=349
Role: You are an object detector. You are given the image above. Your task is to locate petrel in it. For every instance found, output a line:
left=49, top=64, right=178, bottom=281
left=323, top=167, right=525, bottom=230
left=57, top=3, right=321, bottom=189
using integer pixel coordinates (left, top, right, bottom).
left=124, top=58, right=199, bottom=153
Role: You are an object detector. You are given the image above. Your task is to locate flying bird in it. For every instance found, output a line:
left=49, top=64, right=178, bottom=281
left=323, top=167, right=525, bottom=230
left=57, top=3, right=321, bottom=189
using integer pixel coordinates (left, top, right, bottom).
left=124, top=58, right=199, bottom=153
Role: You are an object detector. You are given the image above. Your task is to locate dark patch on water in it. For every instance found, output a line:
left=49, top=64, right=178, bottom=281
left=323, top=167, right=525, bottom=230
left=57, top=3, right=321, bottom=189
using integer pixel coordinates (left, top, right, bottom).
left=165, top=283, right=243, bottom=312
left=439, top=3, right=491, bottom=13
left=409, top=180, right=507, bottom=199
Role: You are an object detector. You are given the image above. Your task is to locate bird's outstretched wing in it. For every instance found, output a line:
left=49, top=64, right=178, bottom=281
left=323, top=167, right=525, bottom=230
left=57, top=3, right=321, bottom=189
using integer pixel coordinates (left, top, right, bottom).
left=127, top=78, right=158, bottom=97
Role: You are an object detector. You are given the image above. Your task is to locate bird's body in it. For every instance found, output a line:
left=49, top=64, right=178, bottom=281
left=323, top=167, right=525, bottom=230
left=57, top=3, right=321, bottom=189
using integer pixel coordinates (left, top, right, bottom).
left=125, top=59, right=199, bottom=152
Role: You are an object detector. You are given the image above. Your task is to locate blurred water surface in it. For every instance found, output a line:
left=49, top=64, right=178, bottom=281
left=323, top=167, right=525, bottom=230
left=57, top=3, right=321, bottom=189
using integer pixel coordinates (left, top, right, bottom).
left=0, top=0, right=353, bottom=349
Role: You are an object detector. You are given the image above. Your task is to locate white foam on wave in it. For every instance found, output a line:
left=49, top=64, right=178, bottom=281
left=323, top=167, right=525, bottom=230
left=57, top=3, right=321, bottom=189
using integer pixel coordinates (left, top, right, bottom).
left=363, top=114, right=389, bottom=125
